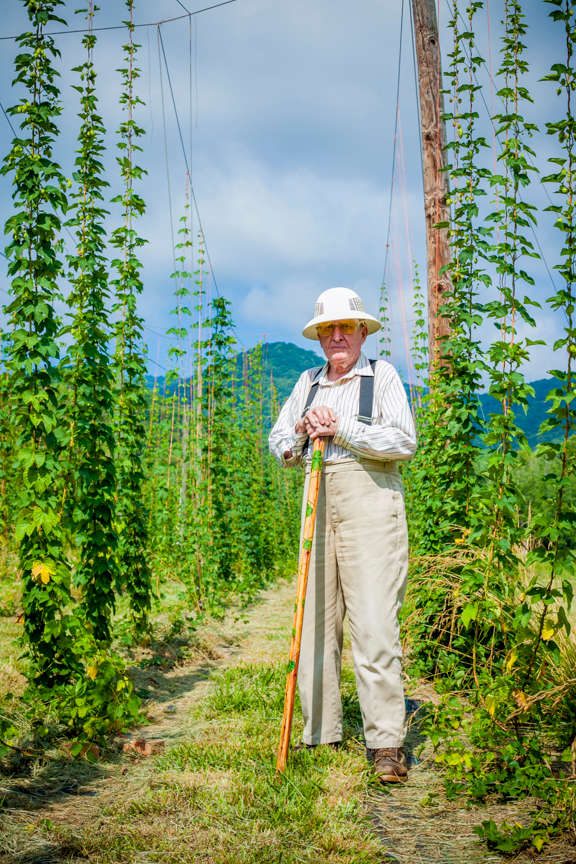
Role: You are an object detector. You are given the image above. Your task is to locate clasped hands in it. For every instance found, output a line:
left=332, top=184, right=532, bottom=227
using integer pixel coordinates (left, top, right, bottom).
left=295, top=405, right=337, bottom=440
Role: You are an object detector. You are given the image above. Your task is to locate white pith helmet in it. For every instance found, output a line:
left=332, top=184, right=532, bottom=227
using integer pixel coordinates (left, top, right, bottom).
left=302, top=287, right=381, bottom=341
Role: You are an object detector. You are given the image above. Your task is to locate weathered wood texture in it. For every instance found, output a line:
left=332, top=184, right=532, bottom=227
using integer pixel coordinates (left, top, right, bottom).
left=411, top=0, right=452, bottom=369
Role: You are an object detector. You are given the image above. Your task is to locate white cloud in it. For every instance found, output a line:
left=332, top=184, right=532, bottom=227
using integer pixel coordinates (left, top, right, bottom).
left=0, top=0, right=569, bottom=385
left=196, top=158, right=391, bottom=270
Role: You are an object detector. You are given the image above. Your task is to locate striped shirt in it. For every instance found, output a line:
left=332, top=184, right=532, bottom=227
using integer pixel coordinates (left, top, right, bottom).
left=269, top=352, right=417, bottom=465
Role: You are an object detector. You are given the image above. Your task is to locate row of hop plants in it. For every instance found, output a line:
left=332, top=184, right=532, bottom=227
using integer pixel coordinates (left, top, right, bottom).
left=0, top=0, right=141, bottom=750
left=145, top=204, right=302, bottom=615
left=0, top=0, right=301, bottom=756
left=401, top=0, right=576, bottom=854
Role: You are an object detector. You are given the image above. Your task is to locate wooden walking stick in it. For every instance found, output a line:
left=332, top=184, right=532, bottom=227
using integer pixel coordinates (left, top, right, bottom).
left=276, top=436, right=326, bottom=773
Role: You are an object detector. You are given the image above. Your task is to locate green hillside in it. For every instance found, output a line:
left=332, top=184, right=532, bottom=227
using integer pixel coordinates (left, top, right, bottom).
left=479, top=377, right=563, bottom=446
left=148, top=342, right=561, bottom=444
left=240, top=341, right=323, bottom=405
left=246, top=344, right=560, bottom=445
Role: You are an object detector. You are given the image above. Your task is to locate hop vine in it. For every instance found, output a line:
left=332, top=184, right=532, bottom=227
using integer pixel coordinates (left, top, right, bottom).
left=1, top=0, right=76, bottom=686
left=65, top=1, right=118, bottom=643
left=111, top=0, right=153, bottom=633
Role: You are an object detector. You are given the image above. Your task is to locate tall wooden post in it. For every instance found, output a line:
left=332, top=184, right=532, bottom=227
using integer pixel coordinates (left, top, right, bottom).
left=411, top=0, right=451, bottom=370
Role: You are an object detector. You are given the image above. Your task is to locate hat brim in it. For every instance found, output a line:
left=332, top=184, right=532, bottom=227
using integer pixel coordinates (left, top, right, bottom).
left=302, top=312, right=381, bottom=341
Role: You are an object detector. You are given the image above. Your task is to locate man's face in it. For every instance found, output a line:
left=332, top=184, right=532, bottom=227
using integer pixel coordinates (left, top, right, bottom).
left=317, top=320, right=367, bottom=371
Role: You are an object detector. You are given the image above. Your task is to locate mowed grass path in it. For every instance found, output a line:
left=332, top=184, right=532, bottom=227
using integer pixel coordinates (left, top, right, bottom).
left=4, top=579, right=567, bottom=864
left=0, top=581, right=384, bottom=864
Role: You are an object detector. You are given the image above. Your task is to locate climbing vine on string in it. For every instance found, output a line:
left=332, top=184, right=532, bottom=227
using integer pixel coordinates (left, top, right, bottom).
left=66, top=1, right=118, bottom=644
left=1, top=0, right=77, bottom=687
left=111, top=0, right=153, bottom=634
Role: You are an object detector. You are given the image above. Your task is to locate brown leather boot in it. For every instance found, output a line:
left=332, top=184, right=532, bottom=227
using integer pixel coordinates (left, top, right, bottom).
left=371, top=747, right=408, bottom=783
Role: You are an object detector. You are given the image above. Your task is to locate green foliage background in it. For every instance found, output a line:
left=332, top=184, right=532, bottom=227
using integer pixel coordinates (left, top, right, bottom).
left=0, top=0, right=575, bottom=856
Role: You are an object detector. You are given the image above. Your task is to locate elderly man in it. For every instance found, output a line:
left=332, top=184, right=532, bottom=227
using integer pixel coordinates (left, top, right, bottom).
left=269, top=287, right=417, bottom=783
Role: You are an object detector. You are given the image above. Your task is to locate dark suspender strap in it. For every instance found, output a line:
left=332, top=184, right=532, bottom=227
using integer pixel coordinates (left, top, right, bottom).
left=302, top=359, right=376, bottom=430
left=357, top=359, right=377, bottom=425
left=301, top=366, right=323, bottom=455
left=302, top=366, right=323, bottom=416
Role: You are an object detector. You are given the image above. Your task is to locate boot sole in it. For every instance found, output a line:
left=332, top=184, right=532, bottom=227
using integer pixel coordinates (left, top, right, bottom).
left=377, top=773, right=408, bottom=783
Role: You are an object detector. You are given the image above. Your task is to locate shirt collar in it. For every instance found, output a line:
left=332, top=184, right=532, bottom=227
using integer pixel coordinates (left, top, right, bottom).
left=319, top=352, right=373, bottom=385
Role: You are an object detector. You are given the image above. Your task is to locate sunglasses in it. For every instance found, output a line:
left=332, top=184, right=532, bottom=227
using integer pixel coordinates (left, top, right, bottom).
left=316, top=320, right=360, bottom=337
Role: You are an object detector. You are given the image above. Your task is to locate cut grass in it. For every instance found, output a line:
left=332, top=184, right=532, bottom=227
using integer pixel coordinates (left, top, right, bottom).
left=33, top=663, right=383, bottom=864
left=0, top=574, right=383, bottom=863
left=0, top=617, right=25, bottom=701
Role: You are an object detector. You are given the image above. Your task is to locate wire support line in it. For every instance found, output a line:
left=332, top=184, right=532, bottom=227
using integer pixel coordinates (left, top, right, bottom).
left=380, top=0, right=405, bottom=292
left=144, top=353, right=171, bottom=373
left=157, top=24, right=221, bottom=299
left=157, top=29, right=178, bottom=274
left=0, top=99, right=18, bottom=137
left=0, top=0, right=238, bottom=41
left=144, top=324, right=180, bottom=341
left=188, top=14, right=197, bottom=178
left=409, top=1, right=425, bottom=196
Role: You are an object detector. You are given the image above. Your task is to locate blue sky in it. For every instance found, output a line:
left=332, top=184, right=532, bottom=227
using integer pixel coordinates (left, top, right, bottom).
left=0, top=0, right=567, bottom=383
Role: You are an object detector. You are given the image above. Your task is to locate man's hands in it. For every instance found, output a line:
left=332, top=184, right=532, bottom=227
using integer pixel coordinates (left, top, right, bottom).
left=295, top=405, right=338, bottom=440
left=282, top=406, right=337, bottom=459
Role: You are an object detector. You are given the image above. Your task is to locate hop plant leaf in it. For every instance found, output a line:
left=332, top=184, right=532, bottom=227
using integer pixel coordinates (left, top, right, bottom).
left=31, top=561, right=54, bottom=585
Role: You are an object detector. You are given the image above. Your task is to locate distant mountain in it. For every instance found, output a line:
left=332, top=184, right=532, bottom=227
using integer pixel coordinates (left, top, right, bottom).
left=242, top=341, right=323, bottom=405
left=478, top=377, right=563, bottom=447
left=145, top=341, right=322, bottom=405
left=147, top=342, right=564, bottom=445
left=258, top=345, right=564, bottom=445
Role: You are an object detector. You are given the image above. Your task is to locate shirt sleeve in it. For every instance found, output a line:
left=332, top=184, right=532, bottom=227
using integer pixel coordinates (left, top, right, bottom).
left=269, top=371, right=311, bottom=466
left=332, top=361, right=417, bottom=461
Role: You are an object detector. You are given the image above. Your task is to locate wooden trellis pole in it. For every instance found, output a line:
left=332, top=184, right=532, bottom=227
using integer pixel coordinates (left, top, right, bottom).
left=411, top=0, right=452, bottom=370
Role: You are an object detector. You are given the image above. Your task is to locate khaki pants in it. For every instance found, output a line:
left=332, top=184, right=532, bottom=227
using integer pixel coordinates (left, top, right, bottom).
left=298, top=458, right=409, bottom=749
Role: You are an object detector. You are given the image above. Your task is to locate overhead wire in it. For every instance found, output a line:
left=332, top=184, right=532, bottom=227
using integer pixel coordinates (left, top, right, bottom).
left=398, top=115, right=418, bottom=302
left=188, top=12, right=195, bottom=249
left=158, top=21, right=195, bottom=378
left=0, top=100, right=18, bottom=137
left=146, top=353, right=171, bottom=372
left=189, top=14, right=195, bottom=180
left=153, top=12, right=213, bottom=379
left=409, top=0, right=424, bottom=193
left=194, top=17, right=199, bottom=131
left=146, top=26, right=155, bottom=136
left=392, top=133, right=416, bottom=397
left=188, top=14, right=200, bottom=368
left=379, top=0, right=420, bottom=381
left=407, top=0, right=428, bottom=390
left=144, top=324, right=177, bottom=341
left=157, top=27, right=178, bottom=271
left=0, top=0, right=239, bottom=41
left=381, top=0, right=405, bottom=292
left=157, top=23, right=221, bottom=299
